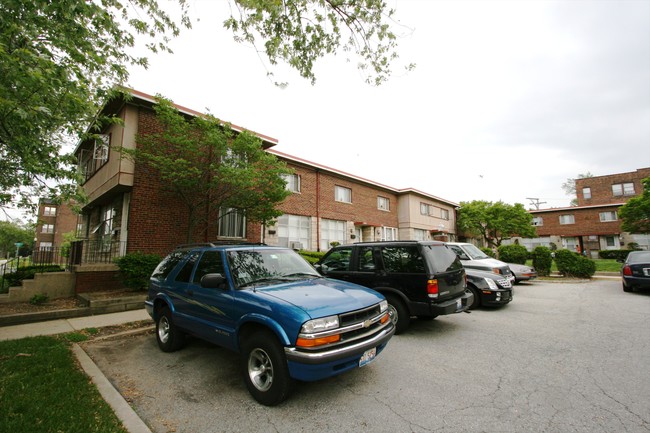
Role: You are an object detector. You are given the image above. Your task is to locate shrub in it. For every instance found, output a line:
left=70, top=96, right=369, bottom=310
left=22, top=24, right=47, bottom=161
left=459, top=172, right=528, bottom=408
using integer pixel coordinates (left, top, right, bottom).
left=598, top=250, right=632, bottom=261
left=554, top=249, right=596, bottom=278
left=498, top=244, right=528, bottom=264
left=114, top=252, right=162, bottom=291
left=30, top=293, right=49, bottom=305
left=480, top=247, right=495, bottom=258
left=531, top=246, right=553, bottom=277
left=299, top=250, right=325, bottom=264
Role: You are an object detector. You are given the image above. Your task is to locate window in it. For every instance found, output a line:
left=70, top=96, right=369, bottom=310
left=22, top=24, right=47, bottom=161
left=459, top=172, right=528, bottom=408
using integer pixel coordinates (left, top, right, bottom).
left=582, top=187, right=591, bottom=199
left=440, top=209, right=450, bottom=220
left=605, top=236, right=616, bottom=247
left=382, top=227, right=398, bottom=241
left=276, top=214, right=311, bottom=249
left=320, top=246, right=352, bottom=271
left=335, top=186, right=352, bottom=203
left=559, top=215, right=575, bottom=225
left=380, top=246, right=425, bottom=273
left=79, top=134, right=110, bottom=181
left=175, top=252, right=200, bottom=283
left=377, top=196, right=390, bottom=211
left=599, top=211, right=618, bottom=222
left=320, top=219, right=346, bottom=250
left=152, top=251, right=189, bottom=281
left=43, top=206, right=56, bottom=217
left=41, top=224, right=54, bottom=234
left=612, top=182, right=635, bottom=196
left=282, top=174, right=300, bottom=193
left=193, top=251, right=226, bottom=283
left=413, top=228, right=428, bottom=241
left=39, top=242, right=53, bottom=251
left=358, top=247, right=376, bottom=271
left=219, top=207, right=246, bottom=238
left=420, top=203, right=433, bottom=216
left=532, top=217, right=544, bottom=226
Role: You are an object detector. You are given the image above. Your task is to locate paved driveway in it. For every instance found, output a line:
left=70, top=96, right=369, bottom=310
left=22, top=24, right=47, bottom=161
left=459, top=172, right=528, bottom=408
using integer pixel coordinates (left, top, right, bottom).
left=83, top=279, right=650, bottom=433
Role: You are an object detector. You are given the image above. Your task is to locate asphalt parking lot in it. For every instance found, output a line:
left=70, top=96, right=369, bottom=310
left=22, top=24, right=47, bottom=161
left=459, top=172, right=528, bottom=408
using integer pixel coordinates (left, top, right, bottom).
left=83, top=279, right=650, bottom=433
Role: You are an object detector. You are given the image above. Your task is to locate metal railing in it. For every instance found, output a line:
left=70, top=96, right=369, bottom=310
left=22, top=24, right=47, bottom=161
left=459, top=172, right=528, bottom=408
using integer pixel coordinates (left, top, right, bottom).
left=0, top=240, right=126, bottom=292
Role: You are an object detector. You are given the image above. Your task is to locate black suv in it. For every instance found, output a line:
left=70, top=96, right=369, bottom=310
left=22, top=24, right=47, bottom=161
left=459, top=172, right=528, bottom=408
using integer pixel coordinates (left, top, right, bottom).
left=315, top=241, right=472, bottom=334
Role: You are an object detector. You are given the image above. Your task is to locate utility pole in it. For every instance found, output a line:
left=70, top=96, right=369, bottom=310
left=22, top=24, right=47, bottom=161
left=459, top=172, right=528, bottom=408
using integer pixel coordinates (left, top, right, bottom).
left=526, top=198, right=546, bottom=210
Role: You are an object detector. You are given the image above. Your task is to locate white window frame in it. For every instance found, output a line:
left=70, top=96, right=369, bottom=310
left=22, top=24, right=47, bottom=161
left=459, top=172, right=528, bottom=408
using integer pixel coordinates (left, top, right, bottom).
left=93, top=134, right=109, bottom=170
left=413, top=228, right=428, bottom=241
left=420, top=203, right=434, bottom=216
left=582, top=187, right=591, bottom=199
left=43, top=206, right=56, bottom=217
left=41, top=224, right=54, bottom=234
left=276, top=214, right=310, bottom=249
left=39, top=242, right=53, bottom=251
left=382, top=226, right=398, bottom=241
left=320, top=219, right=347, bottom=250
left=335, top=186, right=352, bottom=203
left=219, top=207, right=246, bottom=238
left=559, top=214, right=575, bottom=225
left=440, top=209, right=450, bottom=220
left=532, top=217, right=544, bottom=226
left=377, top=196, right=390, bottom=211
left=599, top=211, right=618, bottom=222
left=612, top=182, right=635, bottom=196
left=281, top=174, right=300, bottom=193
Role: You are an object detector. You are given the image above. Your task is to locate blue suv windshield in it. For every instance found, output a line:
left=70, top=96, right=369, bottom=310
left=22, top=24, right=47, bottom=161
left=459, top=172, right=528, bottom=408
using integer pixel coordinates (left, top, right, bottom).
left=227, top=248, right=320, bottom=288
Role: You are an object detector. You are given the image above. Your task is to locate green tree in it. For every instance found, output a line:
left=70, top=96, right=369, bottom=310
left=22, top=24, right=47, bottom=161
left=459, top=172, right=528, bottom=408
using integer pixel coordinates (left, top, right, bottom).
left=2, top=0, right=406, bottom=212
left=124, top=96, right=292, bottom=243
left=0, top=0, right=190, bottom=211
left=226, top=0, right=410, bottom=86
left=457, top=200, right=537, bottom=248
left=619, top=177, right=650, bottom=234
left=0, top=220, right=34, bottom=258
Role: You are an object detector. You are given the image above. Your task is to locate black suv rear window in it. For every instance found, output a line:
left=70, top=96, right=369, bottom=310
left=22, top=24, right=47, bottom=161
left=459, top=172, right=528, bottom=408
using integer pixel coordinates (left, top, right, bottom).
left=422, top=245, right=463, bottom=273
left=380, top=246, right=425, bottom=273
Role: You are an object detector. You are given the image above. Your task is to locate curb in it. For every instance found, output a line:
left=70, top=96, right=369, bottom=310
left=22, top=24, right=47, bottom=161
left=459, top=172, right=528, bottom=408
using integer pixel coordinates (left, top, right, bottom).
left=73, top=344, right=153, bottom=433
left=0, top=295, right=146, bottom=327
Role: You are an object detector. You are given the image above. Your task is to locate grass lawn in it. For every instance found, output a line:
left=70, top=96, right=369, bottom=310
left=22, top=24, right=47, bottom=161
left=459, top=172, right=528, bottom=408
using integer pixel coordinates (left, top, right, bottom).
left=0, top=335, right=127, bottom=433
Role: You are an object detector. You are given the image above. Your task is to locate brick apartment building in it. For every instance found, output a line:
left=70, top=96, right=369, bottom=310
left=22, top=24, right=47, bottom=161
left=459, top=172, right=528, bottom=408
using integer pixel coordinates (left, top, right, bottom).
left=72, top=89, right=459, bottom=259
left=509, top=168, right=650, bottom=256
left=34, top=199, right=78, bottom=252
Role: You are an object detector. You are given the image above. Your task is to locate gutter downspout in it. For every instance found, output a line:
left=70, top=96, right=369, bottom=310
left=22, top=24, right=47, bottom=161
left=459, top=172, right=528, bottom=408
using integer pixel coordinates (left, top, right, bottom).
left=316, top=169, right=321, bottom=252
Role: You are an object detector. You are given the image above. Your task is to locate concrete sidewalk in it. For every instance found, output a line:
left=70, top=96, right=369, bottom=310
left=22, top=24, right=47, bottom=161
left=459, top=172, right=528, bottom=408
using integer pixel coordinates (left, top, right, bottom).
left=0, top=308, right=151, bottom=341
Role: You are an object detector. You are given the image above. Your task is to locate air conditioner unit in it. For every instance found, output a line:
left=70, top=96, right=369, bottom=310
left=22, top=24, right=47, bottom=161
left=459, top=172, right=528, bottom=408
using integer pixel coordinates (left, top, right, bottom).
left=289, top=241, right=303, bottom=250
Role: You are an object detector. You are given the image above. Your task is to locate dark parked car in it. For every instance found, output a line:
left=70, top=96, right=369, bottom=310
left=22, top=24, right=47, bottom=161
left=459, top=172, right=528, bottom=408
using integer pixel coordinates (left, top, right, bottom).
left=465, top=268, right=513, bottom=310
left=315, top=241, right=472, bottom=334
left=620, top=251, right=650, bottom=292
left=508, top=263, right=537, bottom=284
left=145, top=243, right=395, bottom=406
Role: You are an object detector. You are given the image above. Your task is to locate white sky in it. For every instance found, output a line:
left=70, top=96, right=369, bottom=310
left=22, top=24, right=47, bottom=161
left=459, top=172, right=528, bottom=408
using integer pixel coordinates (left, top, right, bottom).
left=127, top=0, right=650, bottom=210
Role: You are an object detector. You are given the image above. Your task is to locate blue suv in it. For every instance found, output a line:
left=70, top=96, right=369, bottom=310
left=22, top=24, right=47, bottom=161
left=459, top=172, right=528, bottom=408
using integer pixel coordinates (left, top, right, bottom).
left=145, top=243, right=395, bottom=406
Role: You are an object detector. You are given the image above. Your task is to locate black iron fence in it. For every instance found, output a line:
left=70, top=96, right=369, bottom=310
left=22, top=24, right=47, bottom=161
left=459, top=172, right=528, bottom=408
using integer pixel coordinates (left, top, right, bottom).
left=1, top=240, right=126, bottom=292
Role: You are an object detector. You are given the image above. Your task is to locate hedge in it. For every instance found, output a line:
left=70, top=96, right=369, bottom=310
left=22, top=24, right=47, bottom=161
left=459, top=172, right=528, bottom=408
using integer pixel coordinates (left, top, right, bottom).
left=554, top=249, right=596, bottom=278
left=498, top=244, right=528, bottom=264
left=114, top=252, right=162, bottom=291
left=532, top=246, right=553, bottom=277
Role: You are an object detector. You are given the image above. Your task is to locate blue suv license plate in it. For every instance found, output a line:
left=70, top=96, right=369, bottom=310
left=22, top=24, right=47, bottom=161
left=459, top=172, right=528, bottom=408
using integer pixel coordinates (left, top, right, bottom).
left=359, top=347, right=377, bottom=367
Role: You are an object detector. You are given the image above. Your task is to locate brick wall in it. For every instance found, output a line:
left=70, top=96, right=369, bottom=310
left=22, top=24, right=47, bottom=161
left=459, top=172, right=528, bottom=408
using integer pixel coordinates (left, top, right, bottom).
left=575, top=167, right=650, bottom=206
left=532, top=205, right=622, bottom=237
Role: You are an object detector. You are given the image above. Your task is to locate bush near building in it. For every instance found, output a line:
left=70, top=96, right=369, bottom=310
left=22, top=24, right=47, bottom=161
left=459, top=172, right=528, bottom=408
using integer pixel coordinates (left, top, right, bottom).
left=498, top=244, right=529, bottom=264
left=532, top=246, right=553, bottom=277
left=114, top=252, right=162, bottom=291
left=554, top=249, right=596, bottom=278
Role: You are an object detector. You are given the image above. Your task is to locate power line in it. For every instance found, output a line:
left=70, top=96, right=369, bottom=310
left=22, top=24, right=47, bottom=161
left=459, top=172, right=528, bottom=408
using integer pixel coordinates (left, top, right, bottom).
left=526, top=197, right=547, bottom=210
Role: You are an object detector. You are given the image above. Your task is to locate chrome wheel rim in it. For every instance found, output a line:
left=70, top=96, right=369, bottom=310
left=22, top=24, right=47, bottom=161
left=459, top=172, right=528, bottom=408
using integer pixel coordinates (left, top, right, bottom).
left=158, top=316, right=170, bottom=344
left=387, top=304, right=398, bottom=326
left=248, top=348, right=273, bottom=392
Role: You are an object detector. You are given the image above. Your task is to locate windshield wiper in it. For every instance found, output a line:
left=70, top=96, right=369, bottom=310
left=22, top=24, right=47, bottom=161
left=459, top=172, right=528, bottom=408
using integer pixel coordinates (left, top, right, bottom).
left=238, top=277, right=289, bottom=288
left=281, top=272, right=321, bottom=279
